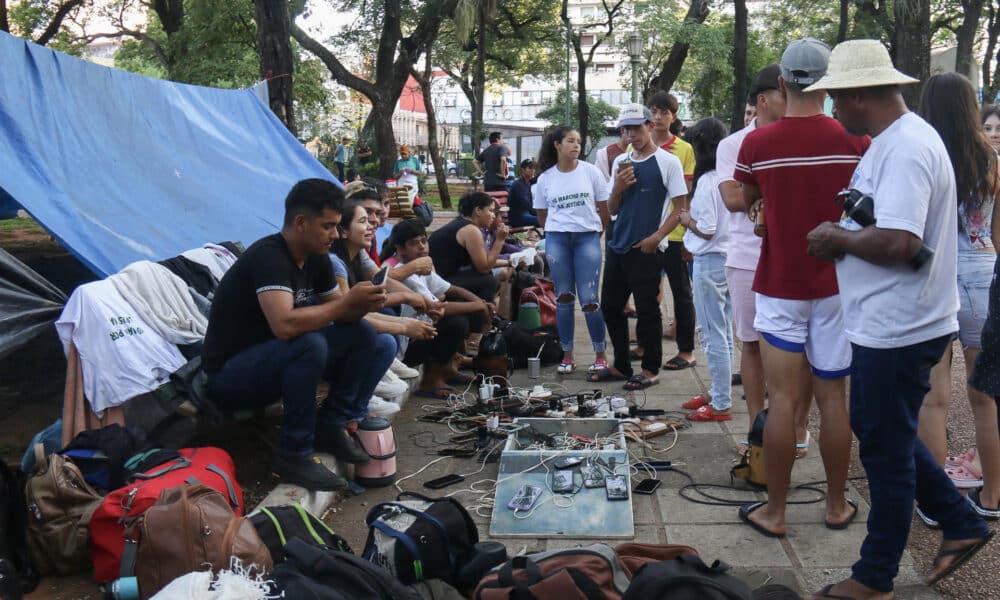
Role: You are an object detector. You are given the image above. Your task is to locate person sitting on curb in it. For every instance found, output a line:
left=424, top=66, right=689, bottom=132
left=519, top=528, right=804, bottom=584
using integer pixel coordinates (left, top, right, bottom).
left=202, top=178, right=387, bottom=491
left=391, top=219, right=494, bottom=399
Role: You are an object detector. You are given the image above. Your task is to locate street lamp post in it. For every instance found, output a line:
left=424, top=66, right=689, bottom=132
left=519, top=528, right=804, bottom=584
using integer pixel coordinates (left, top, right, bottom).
left=626, top=32, right=644, bottom=104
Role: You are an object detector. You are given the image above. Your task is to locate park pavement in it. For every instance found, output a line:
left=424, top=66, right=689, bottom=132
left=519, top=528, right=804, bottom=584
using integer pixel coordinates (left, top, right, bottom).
left=329, top=309, right=944, bottom=599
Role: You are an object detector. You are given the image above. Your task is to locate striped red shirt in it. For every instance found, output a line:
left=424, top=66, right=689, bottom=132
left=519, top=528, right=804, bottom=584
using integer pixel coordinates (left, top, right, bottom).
left=735, top=114, right=869, bottom=299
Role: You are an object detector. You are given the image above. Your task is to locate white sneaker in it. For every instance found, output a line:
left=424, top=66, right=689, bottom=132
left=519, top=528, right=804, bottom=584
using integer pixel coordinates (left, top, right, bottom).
left=390, top=358, right=420, bottom=380
left=375, top=372, right=408, bottom=399
left=367, top=395, right=400, bottom=418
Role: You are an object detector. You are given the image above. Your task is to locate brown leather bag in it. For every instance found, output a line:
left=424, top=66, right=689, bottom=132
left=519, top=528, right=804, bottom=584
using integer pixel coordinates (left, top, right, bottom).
left=613, top=542, right=698, bottom=578
left=24, top=444, right=102, bottom=575
left=132, top=484, right=271, bottom=599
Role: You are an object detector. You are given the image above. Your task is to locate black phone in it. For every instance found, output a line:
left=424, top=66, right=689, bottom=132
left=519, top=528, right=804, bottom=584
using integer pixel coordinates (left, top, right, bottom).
left=423, top=473, right=465, bottom=489
left=371, top=264, right=390, bottom=286
left=633, top=478, right=661, bottom=495
left=553, top=456, right=584, bottom=469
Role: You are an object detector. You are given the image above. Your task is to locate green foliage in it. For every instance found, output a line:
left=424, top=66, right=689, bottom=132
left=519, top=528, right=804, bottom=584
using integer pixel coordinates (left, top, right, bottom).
left=536, top=88, right=619, bottom=157
left=7, top=0, right=86, bottom=52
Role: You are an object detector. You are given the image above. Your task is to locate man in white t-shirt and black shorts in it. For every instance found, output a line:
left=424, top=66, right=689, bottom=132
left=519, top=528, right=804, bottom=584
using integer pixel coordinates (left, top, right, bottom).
left=804, top=40, right=992, bottom=599
left=734, top=39, right=868, bottom=540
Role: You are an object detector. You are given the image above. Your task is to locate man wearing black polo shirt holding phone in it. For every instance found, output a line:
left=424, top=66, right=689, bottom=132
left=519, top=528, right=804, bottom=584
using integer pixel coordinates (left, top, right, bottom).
left=203, top=178, right=387, bottom=491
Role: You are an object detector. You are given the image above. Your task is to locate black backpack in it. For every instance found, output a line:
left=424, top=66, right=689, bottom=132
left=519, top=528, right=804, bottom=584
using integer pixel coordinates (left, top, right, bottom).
left=250, top=504, right=353, bottom=563
left=623, top=554, right=753, bottom=600
left=500, top=321, right=564, bottom=368
left=363, top=492, right=479, bottom=586
left=60, top=424, right=148, bottom=492
left=270, top=538, right=422, bottom=600
left=0, top=459, right=38, bottom=598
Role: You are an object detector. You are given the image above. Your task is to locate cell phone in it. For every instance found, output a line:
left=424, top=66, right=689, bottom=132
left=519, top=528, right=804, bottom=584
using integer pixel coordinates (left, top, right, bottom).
left=605, top=475, right=629, bottom=501
left=633, top=478, right=661, bottom=495
left=507, top=484, right=543, bottom=511
left=553, top=456, right=584, bottom=469
left=551, top=470, right=575, bottom=493
left=642, top=460, right=673, bottom=471
left=423, top=474, right=465, bottom=490
left=371, top=265, right=390, bottom=286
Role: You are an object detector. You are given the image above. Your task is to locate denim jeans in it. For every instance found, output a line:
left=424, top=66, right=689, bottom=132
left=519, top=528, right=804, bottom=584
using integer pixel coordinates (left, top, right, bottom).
left=545, top=231, right=606, bottom=353
left=692, top=252, right=733, bottom=410
left=657, top=242, right=696, bottom=353
left=850, top=335, right=990, bottom=592
left=956, top=250, right=995, bottom=348
left=602, top=248, right=662, bottom=376
left=327, top=331, right=396, bottom=424
left=205, top=320, right=376, bottom=459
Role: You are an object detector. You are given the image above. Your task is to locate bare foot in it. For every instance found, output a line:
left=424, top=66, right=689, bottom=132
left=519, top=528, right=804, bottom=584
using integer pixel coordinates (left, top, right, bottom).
left=806, top=578, right=893, bottom=599
left=824, top=499, right=858, bottom=529
left=746, top=503, right=787, bottom=537
left=926, top=533, right=995, bottom=585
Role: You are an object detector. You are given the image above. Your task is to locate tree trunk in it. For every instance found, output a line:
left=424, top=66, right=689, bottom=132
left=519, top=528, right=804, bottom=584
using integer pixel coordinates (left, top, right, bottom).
left=254, top=0, right=296, bottom=135
left=956, top=0, right=985, bottom=79
left=647, top=0, right=710, bottom=95
left=34, top=0, right=87, bottom=46
left=983, top=1, right=1000, bottom=102
left=891, top=0, right=930, bottom=108
left=731, top=0, right=748, bottom=133
left=838, top=0, right=849, bottom=42
left=371, top=100, right=399, bottom=180
left=471, top=4, right=488, bottom=153
left=577, top=49, right=591, bottom=155
left=413, top=52, right=452, bottom=209
left=1, top=0, right=8, bottom=33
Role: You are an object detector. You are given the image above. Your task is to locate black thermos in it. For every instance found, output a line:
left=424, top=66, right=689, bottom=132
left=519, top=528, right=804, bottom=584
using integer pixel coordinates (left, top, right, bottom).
left=835, top=189, right=934, bottom=270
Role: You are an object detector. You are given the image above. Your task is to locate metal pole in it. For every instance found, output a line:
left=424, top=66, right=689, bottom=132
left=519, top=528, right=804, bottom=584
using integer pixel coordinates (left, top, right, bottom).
left=631, top=58, right=639, bottom=103
left=565, top=25, right=571, bottom=125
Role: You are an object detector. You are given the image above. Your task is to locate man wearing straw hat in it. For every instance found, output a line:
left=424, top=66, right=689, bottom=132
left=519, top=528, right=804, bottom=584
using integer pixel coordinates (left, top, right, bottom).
left=805, top=39, right=992, bottom=598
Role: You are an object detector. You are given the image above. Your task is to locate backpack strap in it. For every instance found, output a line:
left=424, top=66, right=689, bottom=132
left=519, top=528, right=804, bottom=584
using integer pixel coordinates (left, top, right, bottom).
left=497, top=556, right=542, bottom=587
left=130, top=457, right=191, bottom=480
left=32, top=444, right=48, bottom=473
left=564, top=567, right=610, bottom=600
left=370, top=520, right=425, bottom=581
left=259, top=506, right=288, bottom=547
left=676, top=553, right=732, bottom=575
left=205, top=464, right=239, bottom=508
left=292, top=504, right=328, bottom=547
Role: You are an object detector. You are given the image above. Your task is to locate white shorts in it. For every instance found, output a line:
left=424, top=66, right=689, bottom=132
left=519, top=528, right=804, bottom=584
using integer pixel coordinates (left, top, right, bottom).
left=753, top=293, right=850, bottom=378
left=726, top=267, right=758, bottom=343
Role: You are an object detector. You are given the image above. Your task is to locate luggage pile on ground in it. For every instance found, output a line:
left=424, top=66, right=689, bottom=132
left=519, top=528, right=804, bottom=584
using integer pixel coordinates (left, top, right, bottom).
left=0, top=425, right=780, bottom=599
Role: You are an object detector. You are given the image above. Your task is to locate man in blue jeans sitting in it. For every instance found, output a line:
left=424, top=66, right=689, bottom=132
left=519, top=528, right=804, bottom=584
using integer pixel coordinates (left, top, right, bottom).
left=805, top=40, right=992, bottom=598
left=202, top=178, right=388, bottom=491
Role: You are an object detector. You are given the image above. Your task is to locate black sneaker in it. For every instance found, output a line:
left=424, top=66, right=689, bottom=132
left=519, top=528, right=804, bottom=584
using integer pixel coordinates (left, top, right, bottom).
left=273, top=454, right=348, bottom=491
left=315, top=426, right=371, bottom=464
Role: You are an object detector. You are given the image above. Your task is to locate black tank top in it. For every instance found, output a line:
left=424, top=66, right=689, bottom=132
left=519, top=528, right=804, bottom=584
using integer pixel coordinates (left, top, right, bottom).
left=429, top=216, right=474, bottom=278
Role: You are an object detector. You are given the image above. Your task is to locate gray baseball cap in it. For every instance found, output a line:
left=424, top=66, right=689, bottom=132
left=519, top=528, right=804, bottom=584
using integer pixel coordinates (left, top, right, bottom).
left=780, top=38, right=831, bottom=86
left=617, top=104, right=654, bottom=127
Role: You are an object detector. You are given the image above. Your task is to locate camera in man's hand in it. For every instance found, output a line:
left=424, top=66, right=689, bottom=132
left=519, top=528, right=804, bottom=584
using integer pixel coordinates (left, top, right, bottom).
left=835, top=188, right=934, bottom=270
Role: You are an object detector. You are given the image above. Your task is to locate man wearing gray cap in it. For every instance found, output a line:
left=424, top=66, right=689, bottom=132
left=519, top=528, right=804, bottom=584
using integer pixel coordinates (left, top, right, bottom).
left=733, top=38, right=867, bottom=541
left=592, top=104, right=688, bottom=390
left=805, top=39, right=992, bottom=599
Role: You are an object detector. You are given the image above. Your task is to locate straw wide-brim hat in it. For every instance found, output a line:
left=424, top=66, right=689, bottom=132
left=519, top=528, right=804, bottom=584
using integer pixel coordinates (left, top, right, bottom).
left=804, top=39, right=919, bottom=91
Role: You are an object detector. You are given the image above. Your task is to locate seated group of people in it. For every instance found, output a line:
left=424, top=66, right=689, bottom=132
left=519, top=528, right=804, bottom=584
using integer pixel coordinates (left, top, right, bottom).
left=202, top=178, right=538, bottom=491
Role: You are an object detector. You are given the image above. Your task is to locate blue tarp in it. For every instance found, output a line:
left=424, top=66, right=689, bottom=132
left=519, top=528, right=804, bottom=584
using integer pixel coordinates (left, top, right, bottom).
left=0, top=31, right=337, bottom=278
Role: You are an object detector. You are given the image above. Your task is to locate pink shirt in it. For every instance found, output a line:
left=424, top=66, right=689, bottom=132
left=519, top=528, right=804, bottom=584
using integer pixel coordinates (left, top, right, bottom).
left=716, top=119, right=761, bottom=272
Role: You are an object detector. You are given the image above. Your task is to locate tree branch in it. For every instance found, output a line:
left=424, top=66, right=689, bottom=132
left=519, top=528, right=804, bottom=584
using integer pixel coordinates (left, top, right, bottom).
left=35, top=0, right=86, bottom=46
left=290, top=20, right=378, bottom=99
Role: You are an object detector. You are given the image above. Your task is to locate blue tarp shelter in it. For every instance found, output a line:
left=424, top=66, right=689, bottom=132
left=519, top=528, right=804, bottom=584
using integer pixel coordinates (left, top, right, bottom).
left=0, top=31, right=338, bottom=356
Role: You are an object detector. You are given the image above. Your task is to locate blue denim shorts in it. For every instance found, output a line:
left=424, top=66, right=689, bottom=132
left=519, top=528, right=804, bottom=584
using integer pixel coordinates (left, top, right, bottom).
left=957, top=252, right=995, bottom=348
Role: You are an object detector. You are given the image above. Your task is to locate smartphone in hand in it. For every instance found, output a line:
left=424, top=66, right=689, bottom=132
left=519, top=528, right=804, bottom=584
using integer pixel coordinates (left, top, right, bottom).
left=371, top=265, right=390, bottom=286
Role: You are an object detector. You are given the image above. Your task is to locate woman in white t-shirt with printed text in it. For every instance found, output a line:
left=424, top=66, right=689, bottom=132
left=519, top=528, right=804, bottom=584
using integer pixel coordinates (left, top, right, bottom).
left=533, top=126, right=611, bottom=373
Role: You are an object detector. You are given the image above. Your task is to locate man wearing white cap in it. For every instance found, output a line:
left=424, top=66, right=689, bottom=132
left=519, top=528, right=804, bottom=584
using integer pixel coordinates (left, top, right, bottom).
left=734, top=38, right=865, bottom=542
left=805, top=39, right=992, bottom=598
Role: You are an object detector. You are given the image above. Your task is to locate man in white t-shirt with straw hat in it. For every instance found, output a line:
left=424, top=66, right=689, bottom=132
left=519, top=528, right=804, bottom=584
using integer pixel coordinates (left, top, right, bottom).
left=804, top=39, right=993, bottom=599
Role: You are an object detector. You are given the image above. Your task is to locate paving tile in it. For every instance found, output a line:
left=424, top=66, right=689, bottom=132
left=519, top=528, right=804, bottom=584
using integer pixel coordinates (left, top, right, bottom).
left=657, top=485, right=746, bottom=524
left=664, top=524, right=792, bottom=567
left=544, top=525, right=663, bottom=550
left=784, top=523, right=868, bottom=568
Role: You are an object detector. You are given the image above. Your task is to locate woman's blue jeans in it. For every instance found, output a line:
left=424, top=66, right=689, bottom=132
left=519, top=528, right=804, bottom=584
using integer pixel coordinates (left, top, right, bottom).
left=691, top=252, right=733, bottom=410
left=545, top=230, right=606, bottom=353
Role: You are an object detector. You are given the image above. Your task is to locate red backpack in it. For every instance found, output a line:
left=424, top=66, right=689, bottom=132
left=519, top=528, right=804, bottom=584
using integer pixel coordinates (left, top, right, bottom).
left=89, top=447, right=243, bottom=583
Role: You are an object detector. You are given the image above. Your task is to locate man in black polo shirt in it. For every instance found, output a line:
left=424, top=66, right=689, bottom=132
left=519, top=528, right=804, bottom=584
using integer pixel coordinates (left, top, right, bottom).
left=475, top=131, right=509, bottom=192
left=203, top=178, right=387, bottom=491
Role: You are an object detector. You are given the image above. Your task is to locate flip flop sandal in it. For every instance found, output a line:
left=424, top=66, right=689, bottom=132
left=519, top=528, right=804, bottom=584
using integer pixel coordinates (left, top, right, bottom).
left=946, top=464, right=984, bottom=488
left=588, top=359, right=609, bottom=373
left=736, top=440, right=750, bottom=456
left=812, top=584, right=858, bottom=599
left=926, top=530, right=996, bottom=586
left=825, top=499, right=859, bottom=530
left=968, top=488, right=1000, bottom=520
left=682, top=395, right=709, bottom=410
left=587, top=367, right=627, bottom=383
left=946, top=447, right=977, bottom=469
left=623, top=374, right=659, bottom=391
left=557, top=360, right=576, bottom=374
left=686, top=405, right=733, bottom=422
left=738, top=501, right=785, bottom=538
left=662, top=356, right=696, bottom=370
left=412, top=386, right=457, bottom=400
left=795, top=431, right=811, bottom=459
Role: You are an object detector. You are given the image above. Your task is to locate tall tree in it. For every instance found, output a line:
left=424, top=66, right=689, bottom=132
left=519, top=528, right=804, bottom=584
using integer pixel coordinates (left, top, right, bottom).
left=892, top=0, right=930, bottom=107
left=3, top=0, right=87, bottom=46
left=731, top=0, right=747, bottom=133
left=646, top=0, right=711, bottom=95
left=410, top=40, right=452, bottom=208
left=838, top=0, right=849, bottom=42
left=291, top=0, right=461, bottom=178
left=254, top=0, right=295, bottom=134
left=983, top=0, right=1000, bottom=102
left=954, top=0, right=985, bottom=79
left=560, top=0, right=626, bottom=157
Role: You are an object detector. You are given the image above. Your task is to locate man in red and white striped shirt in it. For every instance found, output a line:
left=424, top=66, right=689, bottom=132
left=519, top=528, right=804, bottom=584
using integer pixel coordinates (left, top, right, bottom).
left=733, top=38, right=869, bottom=539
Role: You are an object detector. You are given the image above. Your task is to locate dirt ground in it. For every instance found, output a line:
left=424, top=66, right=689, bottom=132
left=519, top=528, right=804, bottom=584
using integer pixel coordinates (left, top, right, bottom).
left=2, top=220, right=997, bottom=598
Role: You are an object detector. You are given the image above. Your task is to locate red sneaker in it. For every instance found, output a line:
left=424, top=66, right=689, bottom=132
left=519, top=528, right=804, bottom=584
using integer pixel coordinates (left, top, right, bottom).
left=686, top=405, right=733, bottom=422
left=682, top=395, right=709, bottom=410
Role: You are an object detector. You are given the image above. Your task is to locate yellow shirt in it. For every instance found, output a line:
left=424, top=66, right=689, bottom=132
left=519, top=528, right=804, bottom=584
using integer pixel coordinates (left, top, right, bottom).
left=662, top=135, right=695, bottom=242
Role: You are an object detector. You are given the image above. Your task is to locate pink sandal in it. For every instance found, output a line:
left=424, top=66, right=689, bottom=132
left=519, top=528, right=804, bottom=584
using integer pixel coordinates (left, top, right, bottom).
left=946, top=447, right=977, bottom=469
left=946, top=463, right=984, bottom=489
